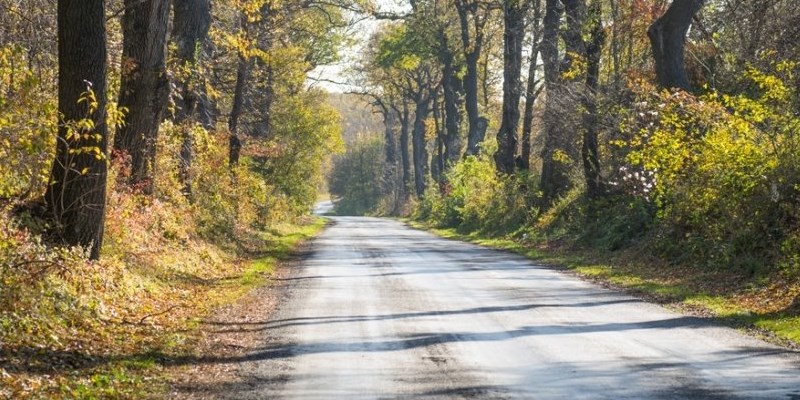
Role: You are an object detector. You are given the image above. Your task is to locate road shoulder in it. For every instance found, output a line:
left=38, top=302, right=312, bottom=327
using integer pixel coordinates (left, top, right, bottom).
left=166, top=225, right=324, bottom=399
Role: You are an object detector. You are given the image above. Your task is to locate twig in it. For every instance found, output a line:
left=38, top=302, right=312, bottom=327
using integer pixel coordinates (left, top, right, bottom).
left=138, top=305, right=183, bottom=325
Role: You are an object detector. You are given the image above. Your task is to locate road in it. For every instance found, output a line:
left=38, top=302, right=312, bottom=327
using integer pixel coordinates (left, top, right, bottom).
left=230, top=214, right=800, bottom=399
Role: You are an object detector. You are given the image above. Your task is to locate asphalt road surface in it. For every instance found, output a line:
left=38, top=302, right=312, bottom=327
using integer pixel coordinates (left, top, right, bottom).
left=231, top=214, right=800, bottom=399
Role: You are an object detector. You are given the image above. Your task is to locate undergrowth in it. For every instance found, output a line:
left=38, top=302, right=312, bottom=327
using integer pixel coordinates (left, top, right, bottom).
left=0, top=127, right=327, bottom=399
left=410, top=66, right=800, bottom=345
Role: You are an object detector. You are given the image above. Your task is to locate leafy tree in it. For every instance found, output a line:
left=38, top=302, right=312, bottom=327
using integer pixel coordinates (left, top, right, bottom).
left=374, top=23, right=441, bottom=196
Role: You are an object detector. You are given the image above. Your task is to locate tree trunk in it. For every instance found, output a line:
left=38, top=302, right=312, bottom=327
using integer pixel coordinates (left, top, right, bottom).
left=381, top=104, right=398, bottom=167
left=456, top=0, right=488, bottom=157
left=47, top=0, right=108, bottom=260
left=439, top=36, right=463, bottom=169
left=539, top=0, right=566, bottom=205
left=380, top=103, right=399, bottom=207
left=172, top=0, right=211, bottom=197
left=647, top=0, right=705, bottom=90
left=114, top=0, right=170, bottom=192
left=412, top=95, right=431, bottom=196
left=228, top=14, right=250, bottom=167
left=561, top=0, right=587, bottom=72
left=431, top=90, right=444, bottom=182
left=582, top=0, right=605, bottom=198
left=494, top=0, right=528, bottom=174
left=521, top=0, right=543, bottom=171
left=398, top=100, right=412, bottom=198
left=228, top=55, right=248, bottom=167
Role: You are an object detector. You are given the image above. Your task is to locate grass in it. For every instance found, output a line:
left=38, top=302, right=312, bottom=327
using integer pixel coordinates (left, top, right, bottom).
left=1, top=215, right=328, bottom=399
left=410, top=221, right=800, bottom=348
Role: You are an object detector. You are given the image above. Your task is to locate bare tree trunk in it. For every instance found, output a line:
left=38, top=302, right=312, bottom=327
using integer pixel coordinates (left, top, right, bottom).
left=47, top=0, right=108, bottom=260
left=431, top=89, right=445, bottom=182
left=114, top=0, right=170, bottom=192
left=494, top=0, right=529, bottom=174
left=228, top=56, right=248, bottom=167
left=647, top=0, right=705, bottom=90
left=609, top=0, right=621, bottom=88
left=521, top=0, right=543, bottom=171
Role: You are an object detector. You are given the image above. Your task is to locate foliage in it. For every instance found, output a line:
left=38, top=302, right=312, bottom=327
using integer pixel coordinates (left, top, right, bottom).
left=0, top=44, right=57, bottom=201
left=415, top=154, right=531, bottom=235
left=255, top=90, right=344, bottom=215
left=1, top=115, right=328, bottom=396
left=329, top=134, right=386, bottom=215
left=620, top=67, right=799, bottom=271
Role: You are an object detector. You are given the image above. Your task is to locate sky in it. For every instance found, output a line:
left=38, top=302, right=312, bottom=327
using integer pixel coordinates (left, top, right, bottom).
left=307, top=0, right=410, bottom=93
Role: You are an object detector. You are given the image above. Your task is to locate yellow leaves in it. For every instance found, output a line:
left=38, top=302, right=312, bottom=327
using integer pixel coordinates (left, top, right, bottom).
left=551, top=149, right=572, bottom=165
left=560, top=52, right=588, bottom=81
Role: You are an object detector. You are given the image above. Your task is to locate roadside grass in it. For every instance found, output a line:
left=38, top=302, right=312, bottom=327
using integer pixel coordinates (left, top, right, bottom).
left=1, top=215, right=327, bottom=399
left=410, top=221, right=800, bottom=348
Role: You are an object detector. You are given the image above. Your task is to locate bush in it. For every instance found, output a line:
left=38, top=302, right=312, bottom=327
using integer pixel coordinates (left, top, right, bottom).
left=416, top=154, right=532, bottom=235
left=620, top=66, right=799, bottom=271
left=0, top=44, right=56, bottom=202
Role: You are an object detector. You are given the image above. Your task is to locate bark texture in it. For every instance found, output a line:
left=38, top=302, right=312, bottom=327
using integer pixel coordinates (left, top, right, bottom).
left=647, top=0, right=705, bottom=90
left=539, top=0, right=569, bottom=205
left=520, top=0, right=543, bottom=171
left=412, top=96, right=431, bottom=196
left=172, top=0, right=212, bottom=197
left=494, top=0, right=529, bottom=174
left=228, top=15, right=251, bottom=167
left=439, top=34, right=463, bottom=169
left=47, top=0, right=108, bottom=259
left=114, top=0, right=170, bottom=192
left=456, top=0, right=489, bottom=156
left=582, top=0, right=605, bottom=198
left=397, top=100, right=412, bottom=198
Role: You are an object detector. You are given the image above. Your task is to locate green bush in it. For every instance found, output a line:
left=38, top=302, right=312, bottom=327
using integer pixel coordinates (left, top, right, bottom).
left=416, top=154, right=532, bottom=235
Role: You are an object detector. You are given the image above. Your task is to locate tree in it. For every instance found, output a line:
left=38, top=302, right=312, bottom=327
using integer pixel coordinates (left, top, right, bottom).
left=46, top=0, right=108, bottom=260
left=647, top=0, right=705, bottom=90
left=493, top=0, right=529, bottom=174
left=455, top=0, right=493, bottom=156
left=520, top=0, right=543, bottom=171
left=114, top=0, right=170, bottom=192
left=435, top=21, right=464, bottom=169
left=581, top=0, right=604, bottom=198
left=539, top=0, right=566, bottom=204
left=228, top=10, right=253, bottom=167
left=373, top=23, right=440, bottom=196
left=171, top=0, right=212, bottom=197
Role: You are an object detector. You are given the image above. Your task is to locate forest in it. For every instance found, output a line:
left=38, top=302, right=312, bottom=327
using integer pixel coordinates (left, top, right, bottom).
left=0, top=0, right=799, bottom=397
left=331, top=0, right=800, bottom=337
